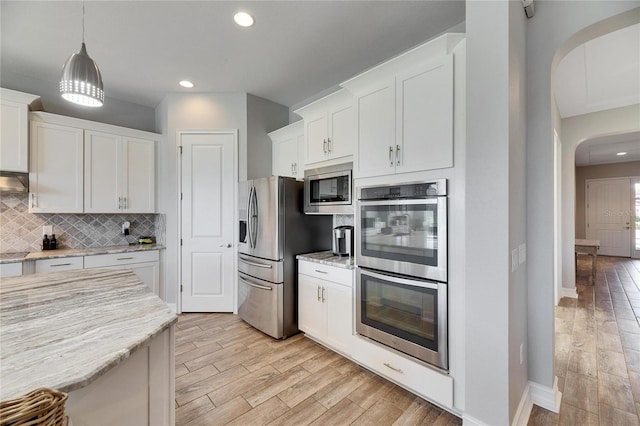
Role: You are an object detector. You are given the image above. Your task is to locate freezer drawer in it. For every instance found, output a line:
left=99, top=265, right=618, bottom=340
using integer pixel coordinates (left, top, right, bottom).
left=238, top=271, right=283, bottom=339
left=238, top=253, right=283, bottom=283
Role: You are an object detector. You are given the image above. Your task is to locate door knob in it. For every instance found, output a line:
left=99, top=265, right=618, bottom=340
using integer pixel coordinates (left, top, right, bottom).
left=220, top=243, right=232, bottom=248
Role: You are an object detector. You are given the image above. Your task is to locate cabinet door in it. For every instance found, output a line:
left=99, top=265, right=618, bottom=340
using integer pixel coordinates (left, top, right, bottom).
left=325, top=281, right=354, bottom=355
left=298, top=274, right=325, bottom=339
left=396, top=55, right=453, bottom=174
left=355, top=80, right=396, bottom=178
left=123, top=137, right=155, bottom=213
left=327, top=104, right=354, bottom=160
left=30, top=122, right=84, bottom=213
left=84, top=131, right=121, bottom=213
left=0, top=99, right=29, bottom=172
left=295, top=132, right=305, bottom=179
left=275, top=136, right=298, bottom=178
left=305, top=114, right=328, bottom=165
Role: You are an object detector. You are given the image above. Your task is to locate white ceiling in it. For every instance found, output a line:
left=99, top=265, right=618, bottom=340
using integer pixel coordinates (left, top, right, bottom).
left=0, top=1, right=465, bottom=109
left=555, top=23, right=640, bottom=167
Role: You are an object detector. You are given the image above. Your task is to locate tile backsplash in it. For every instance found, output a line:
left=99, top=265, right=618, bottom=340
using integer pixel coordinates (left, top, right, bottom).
left=0, top=194, right=164, bottom=253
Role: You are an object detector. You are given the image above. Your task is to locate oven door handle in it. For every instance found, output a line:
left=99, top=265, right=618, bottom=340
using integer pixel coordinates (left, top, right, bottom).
left=359, top=268, right=440, bottom=290
left=357, top=198, right=440, bottom=206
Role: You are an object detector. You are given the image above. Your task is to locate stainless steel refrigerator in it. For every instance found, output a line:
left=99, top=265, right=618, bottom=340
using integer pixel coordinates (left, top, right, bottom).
left=238, top=176, right=331, bottom=339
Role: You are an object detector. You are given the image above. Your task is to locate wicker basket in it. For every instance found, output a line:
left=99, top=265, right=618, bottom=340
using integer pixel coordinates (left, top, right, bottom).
left=0, top=388, right=68, bottom=426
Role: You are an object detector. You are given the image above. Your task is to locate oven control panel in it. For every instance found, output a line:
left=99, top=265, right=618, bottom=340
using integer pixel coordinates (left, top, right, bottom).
left=359, top=179, right=446, bottom=200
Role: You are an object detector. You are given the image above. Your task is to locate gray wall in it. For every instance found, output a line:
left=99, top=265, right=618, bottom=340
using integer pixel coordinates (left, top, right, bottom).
left=575, top=161, right=640, bottom=238
left=526, top=1, right=638, bottom=395
left=1, top=72, right=156, bottom=132
left=246, top=94, right=289, bottom=180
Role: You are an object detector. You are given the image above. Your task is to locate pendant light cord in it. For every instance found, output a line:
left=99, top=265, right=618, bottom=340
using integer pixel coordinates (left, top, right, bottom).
left=82, top=0, right=85, bottom=44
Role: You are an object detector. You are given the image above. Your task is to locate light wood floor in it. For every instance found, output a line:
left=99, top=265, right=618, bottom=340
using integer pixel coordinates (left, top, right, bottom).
left=529, top=255, right=640, bottom=425
left=174, top=313, right=462, bottom=425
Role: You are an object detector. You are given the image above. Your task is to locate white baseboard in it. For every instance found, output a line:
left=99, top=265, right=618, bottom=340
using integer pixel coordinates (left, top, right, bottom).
left=462, top=413, right=487, bottom=426
left=529, top=377, right=562, bottom=413
left=512, top=382, right=533, bottom=426
left=166, top=303, right=177, bottom=314
left=560, top=286, right=578, bottom=300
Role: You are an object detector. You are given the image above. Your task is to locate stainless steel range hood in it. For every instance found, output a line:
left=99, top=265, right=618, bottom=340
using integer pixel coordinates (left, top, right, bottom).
left=0, top=171, right=29, bottom=193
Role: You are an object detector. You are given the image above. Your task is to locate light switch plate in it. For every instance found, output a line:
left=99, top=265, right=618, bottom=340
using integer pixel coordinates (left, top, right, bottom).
left=518, top=243, right=526, bottom=264
left=42, top=225, right=53, bottom=236
left=511, top=249, right=518, bottom=272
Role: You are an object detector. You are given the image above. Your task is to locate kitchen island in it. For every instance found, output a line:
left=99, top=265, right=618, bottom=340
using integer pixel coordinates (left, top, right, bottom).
left=0, top=268, right=177, bottom=425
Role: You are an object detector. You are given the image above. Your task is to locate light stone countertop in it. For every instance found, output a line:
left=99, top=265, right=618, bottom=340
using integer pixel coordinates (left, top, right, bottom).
left=297, top=251, right=355, bottom=269
left=0, top=268, right=177, bottom=401
left=0, top=244, right=165, bottom=264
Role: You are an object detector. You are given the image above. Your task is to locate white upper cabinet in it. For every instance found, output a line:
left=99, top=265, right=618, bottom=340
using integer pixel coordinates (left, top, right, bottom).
left=29, top=121, right=84, bottom=213
left=1, top=89, right=39, bottom=172
left=342, top=33, right=462, bottom=179
left=85, top=132, right=155, bottom=213
left=294, top=89, right=355, bottom=166
left=30, top=112, right=158, bottom=213
left=269, top=121, right=304, bottom=179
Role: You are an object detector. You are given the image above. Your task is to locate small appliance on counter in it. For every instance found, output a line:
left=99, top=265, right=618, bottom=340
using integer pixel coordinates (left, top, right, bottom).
left=332, top=225, right=353, bottom=257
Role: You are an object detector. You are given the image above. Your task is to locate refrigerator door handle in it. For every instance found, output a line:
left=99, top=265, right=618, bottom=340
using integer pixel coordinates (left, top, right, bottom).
left=239, top=257, right=273, bottom=269
left=239, top=275, right=273, bottom=291
left=246, top=186, right=254, bottom=248
left=250, top=186, right=259, bottom=248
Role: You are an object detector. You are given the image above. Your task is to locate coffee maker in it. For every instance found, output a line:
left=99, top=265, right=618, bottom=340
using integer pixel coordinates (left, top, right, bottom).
left=332, top=225, right=354, bottom=257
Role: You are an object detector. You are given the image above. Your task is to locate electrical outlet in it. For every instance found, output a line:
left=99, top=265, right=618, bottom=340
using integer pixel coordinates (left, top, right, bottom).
left=518, top=243, right=526, bottom=265
left=520, top=343, right=524, bottom=364
left=42, top=225, right=53, bottom=236
left=511, top=249, right=518, bottom=272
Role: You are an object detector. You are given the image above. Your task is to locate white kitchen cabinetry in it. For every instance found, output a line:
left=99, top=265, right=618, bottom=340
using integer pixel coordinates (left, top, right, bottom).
left=294, top=89, right=355, bottom=166
left=0, top=89, right=39, bottom=173
left=298, top=260, right=355, bottom=356
left=84, top=250, right=160, bottom=295
left=269, top=121, right=304, bottom=179
left=85, top=131, right=155, bottom=213
left=29, top=121, right=84, bottom=213
left=342, top=34, right=461, bottom=179
left=0, top=263, right=22, bottom=278
left=35, top=256, right=84, bottom=273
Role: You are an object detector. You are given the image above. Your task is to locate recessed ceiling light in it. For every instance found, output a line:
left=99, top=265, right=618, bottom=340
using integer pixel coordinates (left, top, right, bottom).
left=179, top=80, right=194, bottom=88
left=617, top=152, right=627, bottom=156
left=234, top=11, right=254, bottom=27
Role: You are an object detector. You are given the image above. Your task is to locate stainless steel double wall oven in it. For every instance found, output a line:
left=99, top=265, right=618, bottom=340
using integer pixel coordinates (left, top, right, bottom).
left=355, top=180, right=448, bottom=370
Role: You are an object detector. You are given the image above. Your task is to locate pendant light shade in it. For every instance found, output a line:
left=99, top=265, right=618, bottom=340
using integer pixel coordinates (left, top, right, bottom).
left=60, top=42, right=104, bottom=107
left=60, top=1, right=104, bottom=107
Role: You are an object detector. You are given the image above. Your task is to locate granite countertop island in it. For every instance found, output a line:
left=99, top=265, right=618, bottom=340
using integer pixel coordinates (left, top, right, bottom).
left=297, top=250, right=355, bottom=269
left=0, top=268, right=177, bottom=402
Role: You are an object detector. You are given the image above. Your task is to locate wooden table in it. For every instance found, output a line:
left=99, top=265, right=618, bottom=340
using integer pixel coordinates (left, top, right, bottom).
left=575, top=239, right=600, bottom=282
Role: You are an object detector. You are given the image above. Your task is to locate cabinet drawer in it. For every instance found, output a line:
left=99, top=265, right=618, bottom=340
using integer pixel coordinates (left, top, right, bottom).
left=84, top=250, right=159, bottom=268
left=299, top=260, right=353, bottom=286
left=352, top=336, right=453, bottom=408
left=0, top=262, right=22, bottom=278
left=35, top=256, right=84, bottom=273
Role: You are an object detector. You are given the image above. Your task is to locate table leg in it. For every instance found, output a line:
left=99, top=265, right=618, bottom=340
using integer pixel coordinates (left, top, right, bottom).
left=592, top=253, right=597, bottom=282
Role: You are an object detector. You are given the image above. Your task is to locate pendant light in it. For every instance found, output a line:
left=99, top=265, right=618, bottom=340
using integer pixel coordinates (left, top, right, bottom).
left=59, top=0, right=104, bottom=107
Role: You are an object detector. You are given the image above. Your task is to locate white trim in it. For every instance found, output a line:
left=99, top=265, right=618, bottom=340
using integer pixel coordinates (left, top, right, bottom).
left=462, top=413, right=488, bottom=426
left=559, top=286, right=578, bottom=300
left=529, top=377, right=562, bottom=413
left=512, top=382, right=533, bottom=426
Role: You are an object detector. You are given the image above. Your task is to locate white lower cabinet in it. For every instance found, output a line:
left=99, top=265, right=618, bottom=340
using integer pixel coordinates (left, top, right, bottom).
left=84, top=250, right=159, bottom=295
left=298, top=260, right=355, bottom=356
left=0, top=263, right=23, bottom=278
left=35, top=256, right=84, bottom=273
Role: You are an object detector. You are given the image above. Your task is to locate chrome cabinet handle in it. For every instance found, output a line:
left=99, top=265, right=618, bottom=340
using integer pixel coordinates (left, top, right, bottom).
left=117, top=257, right=134, bottom=260
left=323, top=139, right=327, bottom=154
left=317, top=285, right=321, bottom=302
left=389, top=146, right=394, bottom=166
left=321, top=287, right=326, bottom=303
left=118, top=197, right=122, bottom=209
left=124, top=197, right=128, bottom=209
left=327, top=138, right=332, bottom=153
left=396, top=145, right=401, bottom=166
left=293, top=162, right=297, bottom=175
left=50, top=263, right=72, bottom=267
left=30, top=193, right=36, bottom=208
left=314, top=269, right=328, bottom=274
left=384, top=362, right=403, bottom=374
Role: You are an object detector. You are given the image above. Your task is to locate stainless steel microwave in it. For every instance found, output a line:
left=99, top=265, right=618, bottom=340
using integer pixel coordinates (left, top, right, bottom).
left=304, top=162, right=353, bottom=214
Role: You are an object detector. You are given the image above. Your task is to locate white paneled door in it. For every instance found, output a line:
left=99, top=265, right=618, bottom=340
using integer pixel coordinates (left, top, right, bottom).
left=587, top=178, right=632, bottom=257
left=181, top=131, right=237, bottom=312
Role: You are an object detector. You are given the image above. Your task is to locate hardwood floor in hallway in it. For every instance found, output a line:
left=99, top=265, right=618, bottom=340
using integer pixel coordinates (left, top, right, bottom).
left=174, top=313, right=462, bottom=425
left=529, top=256, right=640, bottom=425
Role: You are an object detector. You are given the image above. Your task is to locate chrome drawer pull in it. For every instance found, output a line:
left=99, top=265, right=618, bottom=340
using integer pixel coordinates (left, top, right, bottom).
left=117, top=257, right=134, bottom=260
left=383, top=362, right=403, bottom=374
left=50, top=263, right=71, bottom=267
left=314, top=269, right=328, bottom=274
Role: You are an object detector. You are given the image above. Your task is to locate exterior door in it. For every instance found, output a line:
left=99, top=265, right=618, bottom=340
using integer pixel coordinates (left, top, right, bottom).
left=633, top=179, right=640, bottom=259
left=586, top=178, right=632, bottom=257
left=181, top=131, right=237, bottom=312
